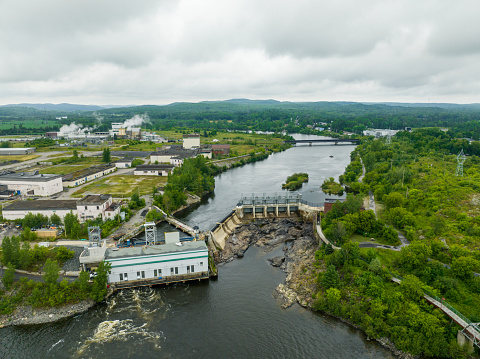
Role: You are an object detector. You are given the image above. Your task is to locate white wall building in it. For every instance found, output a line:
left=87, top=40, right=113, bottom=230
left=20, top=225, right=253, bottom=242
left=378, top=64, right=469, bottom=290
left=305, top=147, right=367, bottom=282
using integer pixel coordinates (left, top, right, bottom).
left=0, top=171, right=63, bottom=196
left=2, top=200, right=77, bottom=221
left=134, top=164, right=174, bottom=176
left=105, top=239, right=209, bottom=286
left=183, top=134, right=200, bottom=149
left=115, top=159, right=133, bottom=168
left=76, top=194, right=120, bottom=222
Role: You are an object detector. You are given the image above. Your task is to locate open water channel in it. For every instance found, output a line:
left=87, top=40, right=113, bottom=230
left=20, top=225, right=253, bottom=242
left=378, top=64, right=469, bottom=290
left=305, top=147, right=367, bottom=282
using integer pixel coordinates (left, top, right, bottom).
left=0, top=134, right=394, bottom=358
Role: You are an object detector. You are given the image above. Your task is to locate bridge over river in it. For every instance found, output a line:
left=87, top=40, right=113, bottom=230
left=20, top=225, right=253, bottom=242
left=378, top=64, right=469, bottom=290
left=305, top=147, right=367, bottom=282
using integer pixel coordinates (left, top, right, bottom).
left=284, top=138, right=360, bottom=145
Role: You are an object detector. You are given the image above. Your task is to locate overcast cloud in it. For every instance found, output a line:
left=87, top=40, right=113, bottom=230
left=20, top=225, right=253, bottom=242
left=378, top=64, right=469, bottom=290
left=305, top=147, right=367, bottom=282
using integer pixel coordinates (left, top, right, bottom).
left=1, top=0, right=479, bottom=105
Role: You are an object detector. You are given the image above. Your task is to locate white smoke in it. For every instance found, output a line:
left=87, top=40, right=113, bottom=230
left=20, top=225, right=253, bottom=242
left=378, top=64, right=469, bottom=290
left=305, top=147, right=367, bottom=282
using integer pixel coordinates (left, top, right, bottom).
left=93, top=113, right=104, bottom=126
left=122, top=114, right=150, bottom=130
left=58, top=122, right=94, bottom=137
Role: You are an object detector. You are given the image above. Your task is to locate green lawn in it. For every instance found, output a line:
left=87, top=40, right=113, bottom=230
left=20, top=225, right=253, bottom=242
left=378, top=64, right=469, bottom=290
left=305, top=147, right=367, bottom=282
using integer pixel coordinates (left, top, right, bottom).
left=70, top=174, right=167, bottom=198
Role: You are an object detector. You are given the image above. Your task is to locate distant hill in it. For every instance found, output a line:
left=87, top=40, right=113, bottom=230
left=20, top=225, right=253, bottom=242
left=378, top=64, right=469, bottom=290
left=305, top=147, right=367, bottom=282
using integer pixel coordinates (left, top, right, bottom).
left=3, top=103, right=106, bottom=112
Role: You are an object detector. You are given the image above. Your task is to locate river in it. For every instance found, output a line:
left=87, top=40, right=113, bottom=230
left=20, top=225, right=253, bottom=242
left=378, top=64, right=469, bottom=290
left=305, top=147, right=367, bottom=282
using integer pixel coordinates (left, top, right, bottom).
left=0, top=134, right=394, bottom=359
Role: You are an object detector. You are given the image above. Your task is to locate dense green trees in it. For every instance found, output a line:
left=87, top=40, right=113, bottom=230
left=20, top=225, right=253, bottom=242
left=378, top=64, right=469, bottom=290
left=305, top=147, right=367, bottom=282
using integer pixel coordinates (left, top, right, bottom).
left=154, top=156, right=216, bottom=213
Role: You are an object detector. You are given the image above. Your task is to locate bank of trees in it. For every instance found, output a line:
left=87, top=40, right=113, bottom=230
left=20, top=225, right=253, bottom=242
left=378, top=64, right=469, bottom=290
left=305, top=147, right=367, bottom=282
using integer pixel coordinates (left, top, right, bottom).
left=317, top=131, right=480, bottom=356
left=314, top=243, right=469, bottom=357
left=0, top=260, right=111, bottom=314
left=154, top=156, right=216, bottom=213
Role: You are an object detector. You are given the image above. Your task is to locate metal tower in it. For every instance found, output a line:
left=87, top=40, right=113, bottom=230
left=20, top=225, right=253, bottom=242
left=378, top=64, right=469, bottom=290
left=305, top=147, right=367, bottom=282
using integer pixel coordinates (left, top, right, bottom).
left=385, top=130, right=392, bottom=145
left=88, top=226, right=101, bottom=246
left=144, top=222, right=156, bottom=245
left=455, top=149, right=466, bottom=176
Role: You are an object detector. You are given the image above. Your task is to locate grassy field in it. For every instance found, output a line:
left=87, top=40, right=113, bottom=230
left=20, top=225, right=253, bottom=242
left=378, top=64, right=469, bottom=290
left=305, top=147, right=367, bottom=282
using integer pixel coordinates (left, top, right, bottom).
left=0, top=154, right=40, bottom=162
left=39, top=156, right=107, bottom=175
left=70, top=175, right=167, bottom=198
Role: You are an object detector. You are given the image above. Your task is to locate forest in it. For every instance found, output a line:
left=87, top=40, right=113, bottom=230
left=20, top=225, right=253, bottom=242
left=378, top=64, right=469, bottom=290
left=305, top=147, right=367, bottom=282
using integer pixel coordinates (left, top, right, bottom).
left=3, top=99, right=480, bottom=136
left=316, top=129, right=480, bottom=357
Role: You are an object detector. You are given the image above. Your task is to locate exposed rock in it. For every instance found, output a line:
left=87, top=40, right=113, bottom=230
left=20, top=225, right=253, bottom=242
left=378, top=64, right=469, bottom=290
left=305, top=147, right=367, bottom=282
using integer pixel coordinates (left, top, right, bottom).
left=267, top=256, right=285, bottom=267
left=0, top=300, right=96, bottom=328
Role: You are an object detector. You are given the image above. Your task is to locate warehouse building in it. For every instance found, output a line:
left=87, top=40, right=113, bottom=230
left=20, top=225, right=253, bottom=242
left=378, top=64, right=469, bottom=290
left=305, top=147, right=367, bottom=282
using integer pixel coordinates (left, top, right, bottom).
left=2, top=200, right=77, bottom=221
left=134, top=164, right=174, bottom=176
left=0, top=170, right=63, bottom=196
left=62, top=164, right=116, bottom=187
left=0, top=147, right=36, bottom=155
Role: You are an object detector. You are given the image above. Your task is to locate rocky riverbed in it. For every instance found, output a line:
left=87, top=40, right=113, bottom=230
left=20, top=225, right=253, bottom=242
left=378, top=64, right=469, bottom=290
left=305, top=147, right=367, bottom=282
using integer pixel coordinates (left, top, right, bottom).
left=219, top=217, right=319, bottom=309
left=0, top=300, right=96, bottom=328
left=220, top=217, right=416, bottom=359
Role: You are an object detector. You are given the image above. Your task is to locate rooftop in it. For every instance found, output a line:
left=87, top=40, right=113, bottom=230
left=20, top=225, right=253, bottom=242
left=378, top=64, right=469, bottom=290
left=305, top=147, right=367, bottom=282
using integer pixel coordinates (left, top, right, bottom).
left=0, top=170, right=62, bottom=182
left=3, top=199, right=77, bottom=211
left=151, top=148, right=197, bottom=156
left=62, top=164, right=115, bottom=181
left=105, top=240, right=208, bottom=260
left=77, top=194, right=112, bottom=205
left=183, top=134, right=200, bottom=138
left=135, top=164, right=174, bottom=171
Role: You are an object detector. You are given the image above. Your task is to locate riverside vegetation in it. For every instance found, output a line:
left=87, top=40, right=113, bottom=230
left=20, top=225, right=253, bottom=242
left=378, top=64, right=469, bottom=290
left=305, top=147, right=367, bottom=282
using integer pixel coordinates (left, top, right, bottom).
left=282, top=172, right=308, bottom=191
left=313, top=129, right=480, bottom=357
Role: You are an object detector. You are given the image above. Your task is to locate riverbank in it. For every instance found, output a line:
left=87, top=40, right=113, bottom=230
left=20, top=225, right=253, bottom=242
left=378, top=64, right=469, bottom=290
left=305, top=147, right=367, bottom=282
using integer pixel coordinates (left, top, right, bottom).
left=0, top=299, right=96, bottom=328
left=220, top=217, right=416, bottom=359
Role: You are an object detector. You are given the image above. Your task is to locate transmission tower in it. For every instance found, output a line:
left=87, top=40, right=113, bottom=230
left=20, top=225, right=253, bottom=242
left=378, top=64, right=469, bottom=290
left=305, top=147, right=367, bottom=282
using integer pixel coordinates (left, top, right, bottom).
left=385, top=129, right=392, bottom=145
left=455, top=149, right=466, bottom=176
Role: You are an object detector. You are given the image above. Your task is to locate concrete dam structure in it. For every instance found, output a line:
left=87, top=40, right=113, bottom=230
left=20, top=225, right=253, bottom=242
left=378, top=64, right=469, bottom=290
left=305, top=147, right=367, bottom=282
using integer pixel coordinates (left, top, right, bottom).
left=210, top=193, right=323, bottom=249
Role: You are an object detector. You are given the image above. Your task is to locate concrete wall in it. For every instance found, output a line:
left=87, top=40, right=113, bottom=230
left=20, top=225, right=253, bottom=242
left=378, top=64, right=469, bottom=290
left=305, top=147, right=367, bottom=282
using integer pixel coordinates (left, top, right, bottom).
left=183, top=137, right=200, bottom=149
left=150, top=154, right=173, bottom=163
left=2, top=208, right=76, bottom=221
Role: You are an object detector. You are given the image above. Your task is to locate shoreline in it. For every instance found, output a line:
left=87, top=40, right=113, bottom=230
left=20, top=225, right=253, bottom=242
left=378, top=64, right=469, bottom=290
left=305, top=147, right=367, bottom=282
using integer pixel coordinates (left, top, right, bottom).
left=0, top=299, right=96, bottom=329
left=220, top=217, right=416, bottom=359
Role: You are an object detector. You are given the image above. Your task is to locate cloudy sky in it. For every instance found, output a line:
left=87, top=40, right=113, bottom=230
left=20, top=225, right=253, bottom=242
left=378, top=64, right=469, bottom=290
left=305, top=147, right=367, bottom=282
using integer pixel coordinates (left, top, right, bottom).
left=1, top=0, right=479, bottom=105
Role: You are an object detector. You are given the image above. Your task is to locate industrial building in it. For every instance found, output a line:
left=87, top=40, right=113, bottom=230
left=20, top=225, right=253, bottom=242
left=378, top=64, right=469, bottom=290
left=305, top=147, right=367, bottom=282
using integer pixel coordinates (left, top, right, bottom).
left=2, top=199, right=77, bottom=221
left=105, top=233, right=209, bottom=287
left=76, top=194, right=121, bottom=223
left=183, top=134, right=200, bottom=149
left=134, top=164, right=174, bottom=176
left=150, top=146, right=198, bottom=163
left=0, top=170, right=63, bottom=196
left=114, top=158, right=133, bottom=168
left=0, top=147, right=36, bottom=155
left=62, top=164, right=116, bottom=187
left=2, top=194, right=120, bottom=223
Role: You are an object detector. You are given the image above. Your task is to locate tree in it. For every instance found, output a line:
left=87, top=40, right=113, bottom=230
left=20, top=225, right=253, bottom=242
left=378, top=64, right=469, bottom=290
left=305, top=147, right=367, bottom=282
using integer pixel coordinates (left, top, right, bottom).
left=383, top=192, right=405, bottom=209
left=90, top=261, right=111, bottom=302
left=381, top=226, right=399, bottom=244
left=72, top=149, right=79, bottom=160
left=50, top=213, right=62, bottom=226
left=321, top=264, right=341, bottom=289
left=102, top=147, right=111, bottom=163
left=399, top=241, right=432, bottom=271
left=451, top=256, right=478, bottom=281
left=43, top=259, right=60, bottom=285
left=2, top=263, right=15, bottom=290
left=64, top=211, right=77, bottom=236
left=401, top=274, right=424, bottom=302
